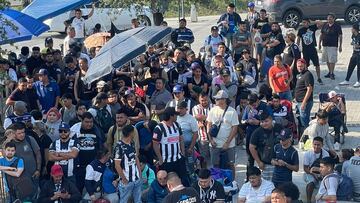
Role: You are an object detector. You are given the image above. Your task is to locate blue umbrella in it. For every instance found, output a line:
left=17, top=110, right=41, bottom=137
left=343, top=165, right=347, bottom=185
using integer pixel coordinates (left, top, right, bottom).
left=83, top=26, right=172, bottom=84
left=0, top=8, right=50, bottom=45
left=22, top=0, right=92, bottom=21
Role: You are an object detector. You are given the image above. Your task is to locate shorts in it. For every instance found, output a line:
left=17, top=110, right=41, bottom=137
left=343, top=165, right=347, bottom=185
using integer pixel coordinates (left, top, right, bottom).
left=303, top=48, right=320, bottom=67
left=303, top=173, right=320, bottom=188
left=322, top=46, right=338, bottom=64
left=210, top=147, right=235, bottom=166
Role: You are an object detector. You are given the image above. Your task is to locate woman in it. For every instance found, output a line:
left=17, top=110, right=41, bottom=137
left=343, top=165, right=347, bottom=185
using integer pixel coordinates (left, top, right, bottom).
left=45, top=107, right=62, bottom=141
left=74, top=58, right=96, bottom=108
left=187, top=62, right=209, bottom=99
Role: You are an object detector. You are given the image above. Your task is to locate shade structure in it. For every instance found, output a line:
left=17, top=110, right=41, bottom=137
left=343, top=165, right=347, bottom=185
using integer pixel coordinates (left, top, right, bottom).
left=0, top=8, right=50, bottom=45
left=22, top=0, right=92, bottom=21
left=83, top=26, right=172, bottom=84
left=84, top=32, right=111, bottom=48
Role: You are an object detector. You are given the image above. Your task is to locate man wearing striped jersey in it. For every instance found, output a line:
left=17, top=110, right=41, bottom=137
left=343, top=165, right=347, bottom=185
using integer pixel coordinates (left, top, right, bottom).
left=114, top=125, right=142, bottom=203
left=153, top=107, right=189, bottom=186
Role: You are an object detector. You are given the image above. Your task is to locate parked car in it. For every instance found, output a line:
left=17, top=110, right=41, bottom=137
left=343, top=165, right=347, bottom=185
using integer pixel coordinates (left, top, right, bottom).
left=44, top=4, right=153, bottom=34
left=261, top=0, right=360, bottom=28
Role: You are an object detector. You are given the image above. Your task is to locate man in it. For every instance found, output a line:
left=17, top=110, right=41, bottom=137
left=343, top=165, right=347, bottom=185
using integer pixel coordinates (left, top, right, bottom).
left=192, top=93, right=213, bottom=167
left=315, top=157, right=338, bottom=203
left=84, top=148, right=110, bottom=202
left=65, top=4, right=95, bottom=45
left=207, top=90, right=239, bottom=178
left=48, top=122, right=79, bottom=182
left=3, top=101, right=35, bottom=129
left=114, top=125, right=142, bottom=203
left=217, top=3, right=242, bottom=50
left=106, top=108, right=140, bottom=155
left=276, top=182, right=302, bottom=203
left=147, top=170, right=169, bottom=203
left=263, top=22, right=285, bottom=60
left=176, top=101, right=198, bottom=175
left=34, top=69, right=61, bottom=113
left=167, top=84, right=196, bottom=114
left=149, top=78, right=173, bottom=120
left=249, top=112, right=282, bottom=181
left=6, top=77, right=39, bottom=111
left=152, top=107, right=189, bottom=186
left=319, top=13, right=343, bottom=80
left=297, top=18, right=323, bottom=84
left=236, top=48, right=258, bottom=89
left=204, top=26, right=225, bottom=55
left=238, top=166, right=275, bottom=203
left=163, top=172, right=200, bottom=203
left=211, top=68, right=237, bottom=107
left=69, top=102, right=87, bottom=127
left=268, top=55, right=293, bottom=101
left=88, top=92, right=113, bottom=134
left=211, top=42, right=235, bottom=70
left=122, top=89, right=147, bottom=124
left=271, top=188, right=287, bottom=203
left=63, top=26, right=76, bottom=55
left=303, top=136, right=330, bottom=203
left=25, top=76, right=41, bottom=111
left=39, top=49, right=61, bottom=83
left=270, top=94, right=289, bottom=127
left=192, top=168, right=226, bottom=203
left=0, top=142, right=25, bottom=202
left=295, top=58, right=314, bottom=131
left=38, top=164, right=81, bottom=202
left=271, top=128, right=299, bottom=187
left=246, top=2, right=259, bottom=35
left=136, top=120, right=158, bottom=167
left=253, top=9, right=271, bottom=67
left=171, top=18, right=194, bottom=48
left=340, top=23, right=360, bottom=87
left=59, top=93, right=76, bottom=124
left=72, top=112, right=102, bottom=194
left=10, top=122, right=41, bottom=200
left=233, top=21, right=252, bottom=63
left=348, top=146, right=360, bottom=201
left=25, top=46, right=44, bottom=76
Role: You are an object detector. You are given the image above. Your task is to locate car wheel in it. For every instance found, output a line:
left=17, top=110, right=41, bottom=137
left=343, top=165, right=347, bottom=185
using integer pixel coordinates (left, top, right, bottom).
left=345, top=6, right=360, bottom=24
left=283, top=10, right=301, bottom=28
left=138, top=15, right=151, bottom=26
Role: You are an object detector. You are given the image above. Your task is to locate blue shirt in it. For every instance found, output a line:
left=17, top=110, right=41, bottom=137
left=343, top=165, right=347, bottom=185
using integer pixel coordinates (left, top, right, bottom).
left=272, top=144, right=299, bottom=185
left=0, top=157, right=24, bottom=192
left=135, top=121, right=153, bottom=149
left=34, top=80, right=60, bottom=113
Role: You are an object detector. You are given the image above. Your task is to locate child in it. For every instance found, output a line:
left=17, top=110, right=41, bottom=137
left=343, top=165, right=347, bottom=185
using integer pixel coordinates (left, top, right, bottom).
left=60, top=93, right=76, bottom=124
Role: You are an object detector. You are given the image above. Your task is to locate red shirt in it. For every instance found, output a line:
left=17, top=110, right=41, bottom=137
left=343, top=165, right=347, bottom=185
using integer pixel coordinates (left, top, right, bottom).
left=269, top=65, right=291, bottom=93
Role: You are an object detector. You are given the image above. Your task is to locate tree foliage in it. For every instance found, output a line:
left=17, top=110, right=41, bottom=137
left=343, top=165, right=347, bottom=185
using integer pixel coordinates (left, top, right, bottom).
left=0, top=0, right=19, bottom=43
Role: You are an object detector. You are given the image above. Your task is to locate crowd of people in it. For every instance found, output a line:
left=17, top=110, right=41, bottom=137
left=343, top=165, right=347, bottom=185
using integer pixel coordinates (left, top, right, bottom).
left=0, top=2, right=359, bottom=203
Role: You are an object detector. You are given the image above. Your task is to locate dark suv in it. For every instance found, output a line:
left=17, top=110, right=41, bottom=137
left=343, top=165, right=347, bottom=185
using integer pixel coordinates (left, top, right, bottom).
left=261, top=0, right=360, bottom=28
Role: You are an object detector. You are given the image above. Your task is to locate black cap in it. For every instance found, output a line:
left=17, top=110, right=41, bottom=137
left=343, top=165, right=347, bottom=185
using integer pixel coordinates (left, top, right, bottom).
left=45, top=37, right=53, bottom=44
left=220, top=68, right=231, bottom=76
left=279, top=128, right=292, bottom=140
left=163, top=107, right=180, bottom=116
left=241, top=49, right=250, bottom=54
left=177, top=101, right=188, bottom=109
left=211, top=26, right=219, bottom=31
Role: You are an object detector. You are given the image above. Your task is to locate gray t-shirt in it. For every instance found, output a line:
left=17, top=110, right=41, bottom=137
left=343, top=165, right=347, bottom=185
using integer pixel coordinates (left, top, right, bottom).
left=348, top=156, right=360, bottom=193
left=233, top=31, right=251, bottom=54
left=14, top=136, right=40, bottom=177
left=61, top=105, right=77, bottom=124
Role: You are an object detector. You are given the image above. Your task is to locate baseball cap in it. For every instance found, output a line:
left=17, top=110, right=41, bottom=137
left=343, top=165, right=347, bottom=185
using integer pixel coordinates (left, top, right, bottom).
left=328, top=91, right=337, bottom=99
left=241, top=49, right=250, bottom=54
left=124, top=89, right=135, bottom=98
left=96, top=80, right=107, bottom=88
left=59, top=122, right=70, bottom=131
left=220, top=68, right=231, bottom=76
left=211, top=26, right=219, bottom=31
left=173, top=84, right=183, bottom=93
left=51, top=164, right=64, bottom=176
left=213, top=90, right=229, bottom=100
left=163, top=107, right=180, bottom=116
left=279, top=128, right=292, bottom=140
left=38, top=69, right=48, bottom=75
left=177, top=101, right=188, bottom=109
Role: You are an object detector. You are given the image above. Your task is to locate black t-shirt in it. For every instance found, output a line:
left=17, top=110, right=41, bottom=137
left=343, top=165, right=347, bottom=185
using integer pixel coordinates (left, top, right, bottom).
left=321, top=23, right=342, bottom=47
left=25, top=56, right=44, bottom=76
left=9, top=89, right=32, bottom=111
left=162, top=187, right=200, bottom=203
left=267, top=31, right=285, bottom=58
left=192, top=180, right=226, bottom=203
left=295, top=70, right=314, bottom=102
left=254, top=18, right=269, bottom=30
left=250, top=124, right=282, bottom=164
left=283, top=43, right=301, bottom=67
left=123, top=102, right=146, bottom=117
left=298, top=24, right=318, bottom=51
left=352, top=33, right=360, bottom=53
left=74, top=128, right=100, bottom=167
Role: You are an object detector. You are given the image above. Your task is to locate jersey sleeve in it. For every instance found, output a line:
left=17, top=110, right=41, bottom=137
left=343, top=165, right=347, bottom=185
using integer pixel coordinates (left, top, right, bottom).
left=113, top=143, right=123, bottom=161
left=17, top=158, right=24, bottom=169
left=152, top=126, right=163, bottom=142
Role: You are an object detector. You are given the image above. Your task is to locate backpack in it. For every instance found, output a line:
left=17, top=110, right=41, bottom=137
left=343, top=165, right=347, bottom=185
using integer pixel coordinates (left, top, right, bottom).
left=310, top=150, right=323, bottom=169
left=5, top=158, right=36, bottom=200
left=94, top=106, right=114, bottom=133
left=207, top=34, right=224, bottom=45
left=324, top=173, right=353, bottom=201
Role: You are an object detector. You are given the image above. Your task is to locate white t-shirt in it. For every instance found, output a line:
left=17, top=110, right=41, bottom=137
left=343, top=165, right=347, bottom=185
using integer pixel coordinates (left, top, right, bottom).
left=71, top=17, right=87, bottom=39
left=206, top=105, right=239, bottom=148
left=176, top=113, right=198, bottom=146
left=303, top=149, right=330, bottom=167
left=63, top=35, right=75, bottom=55
left=316, top=173, right=339, bottom=203
left=238, top=178, right=274, bottom=203
left=348, top=156, right=360, bottom=193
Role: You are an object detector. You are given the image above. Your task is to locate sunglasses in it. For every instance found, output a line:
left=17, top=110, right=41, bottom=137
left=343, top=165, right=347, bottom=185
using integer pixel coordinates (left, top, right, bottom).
left=59, top=130, right=69, bottom=133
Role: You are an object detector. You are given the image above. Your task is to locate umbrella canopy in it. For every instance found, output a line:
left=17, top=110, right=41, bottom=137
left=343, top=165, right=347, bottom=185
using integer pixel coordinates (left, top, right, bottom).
left=0, top=8, right=50, bottom=45
left=84, top=32, right=111, bottom=48
left=83, top=26, right=172, bottom=84
left=22, top=0, right=92, bottom=21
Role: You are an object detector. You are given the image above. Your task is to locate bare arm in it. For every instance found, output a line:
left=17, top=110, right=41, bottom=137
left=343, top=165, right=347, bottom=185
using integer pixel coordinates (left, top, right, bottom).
left=114, top=159, right=127, bottom=181
left=88, top=4, right=95, bottom=18
left=73, top=72, right=79, bottom=101
left=302, top=86, right=313, bottom=106
left=249, top=144, right=261, bottom=164
left=153, top=141, right=163, bottom=163
left=2, top=168, right=24, bottom=177
left=5, top=97, right=15, bottom=106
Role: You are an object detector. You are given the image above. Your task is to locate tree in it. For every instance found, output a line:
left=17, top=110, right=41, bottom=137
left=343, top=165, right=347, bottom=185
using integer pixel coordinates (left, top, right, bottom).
left=0, top=0, right=18, bottom=43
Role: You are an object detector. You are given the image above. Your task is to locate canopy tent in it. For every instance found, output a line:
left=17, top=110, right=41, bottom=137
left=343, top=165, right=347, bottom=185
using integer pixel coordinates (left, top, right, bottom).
left=0, top=8, right=49, bottom=45
left=22, top=0, right=92, bottom=21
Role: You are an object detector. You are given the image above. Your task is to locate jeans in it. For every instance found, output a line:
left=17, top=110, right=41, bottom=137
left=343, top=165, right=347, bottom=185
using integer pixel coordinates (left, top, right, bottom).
left=118, top=179, right=142, bottom=203
left=296, top=100, right=313, bottom=128
left=225, top=33, right=235, bottom=51
left=345, top=53, right=360, bottom=81
left=278, top=90, right=292, bottom=101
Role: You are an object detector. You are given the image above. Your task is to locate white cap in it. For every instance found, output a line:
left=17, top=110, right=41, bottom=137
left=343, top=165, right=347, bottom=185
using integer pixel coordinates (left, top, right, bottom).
left=328, top=90, right=337, bottom=99
left=213, top=90, right=229, bottom=99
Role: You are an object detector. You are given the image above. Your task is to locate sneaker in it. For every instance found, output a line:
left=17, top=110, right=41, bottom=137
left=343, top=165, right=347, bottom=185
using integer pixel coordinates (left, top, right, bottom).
left=318, top=78, right=324, bottom=85
left=330, top=74, right=335, bottom=80
left=354, top=81, right=360, bottom=88
left=334, top=142, right=341, bottom=151
left=324, top=72, right=331, bottom=78
left=339, top=80, right=350, bottom=85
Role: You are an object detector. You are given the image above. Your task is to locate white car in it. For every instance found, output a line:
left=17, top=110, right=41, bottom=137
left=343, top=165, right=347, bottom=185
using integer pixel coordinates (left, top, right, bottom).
left=44, top=4, right=153, bottom=34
